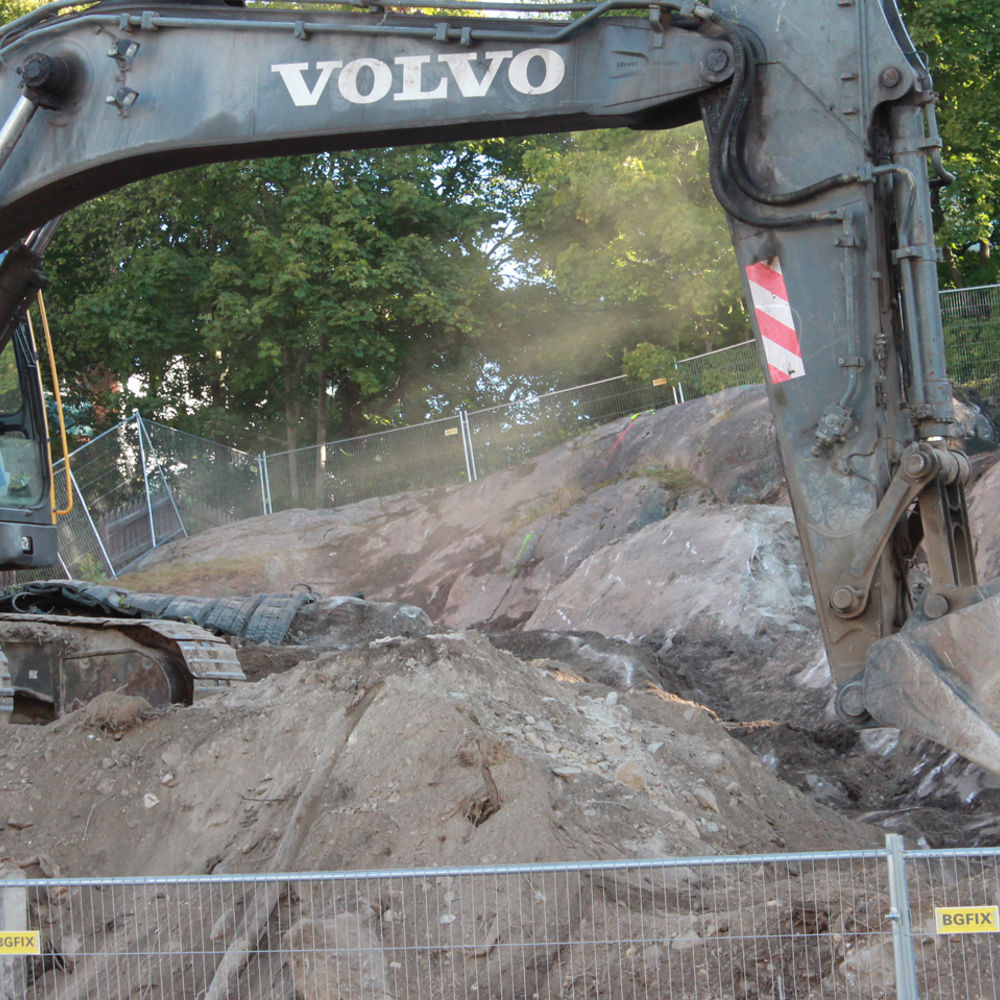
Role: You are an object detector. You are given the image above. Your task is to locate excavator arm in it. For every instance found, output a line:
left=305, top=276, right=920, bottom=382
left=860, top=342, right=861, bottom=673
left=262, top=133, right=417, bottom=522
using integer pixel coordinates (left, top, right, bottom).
left=1, top=0, right=998, bottom=771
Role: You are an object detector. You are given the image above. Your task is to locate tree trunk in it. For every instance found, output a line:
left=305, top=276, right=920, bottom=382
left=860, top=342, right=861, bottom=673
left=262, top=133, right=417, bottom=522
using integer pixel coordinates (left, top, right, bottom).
left=337, top=378, right=365, bottom=437
left=314, top=364, right=328, bottom=507
left=943, top=245, right=963, bottom=288
left=283, top=347, right=300, bottom=504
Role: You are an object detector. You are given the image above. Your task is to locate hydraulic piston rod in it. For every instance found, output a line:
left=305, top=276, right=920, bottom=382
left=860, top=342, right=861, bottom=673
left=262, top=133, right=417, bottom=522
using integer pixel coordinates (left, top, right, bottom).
left=0, top=96, right=36, bottom=174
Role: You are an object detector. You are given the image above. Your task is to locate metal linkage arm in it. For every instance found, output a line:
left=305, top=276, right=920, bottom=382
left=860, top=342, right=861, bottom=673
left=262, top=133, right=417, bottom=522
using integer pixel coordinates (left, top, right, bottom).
left=828, top=445, right=969, bottom=621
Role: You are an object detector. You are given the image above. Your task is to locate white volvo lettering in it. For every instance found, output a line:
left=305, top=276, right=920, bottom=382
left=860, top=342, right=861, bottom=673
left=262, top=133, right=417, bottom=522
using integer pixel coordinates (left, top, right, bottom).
left=508, top=48, right=565, bottom=95
left=271, top=61, right=342, bottom=107
left=339, top=57, right=393, bottom=104
left=394, top=55, right=449, bottom=101
left=271, top=48, right=566, bottom=107
left=438, top=51, right=513, bottom=97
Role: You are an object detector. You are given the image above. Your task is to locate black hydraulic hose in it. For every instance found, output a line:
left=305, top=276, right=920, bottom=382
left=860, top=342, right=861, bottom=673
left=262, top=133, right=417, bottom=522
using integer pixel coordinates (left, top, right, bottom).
left=703, top=9, right=864, bottom=227
left=723, top=28, right=860, bottom=206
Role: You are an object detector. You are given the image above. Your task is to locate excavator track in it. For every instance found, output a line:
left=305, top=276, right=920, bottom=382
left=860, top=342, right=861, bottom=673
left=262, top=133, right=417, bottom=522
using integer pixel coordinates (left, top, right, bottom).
left=0, top=613, right=246, bottom=721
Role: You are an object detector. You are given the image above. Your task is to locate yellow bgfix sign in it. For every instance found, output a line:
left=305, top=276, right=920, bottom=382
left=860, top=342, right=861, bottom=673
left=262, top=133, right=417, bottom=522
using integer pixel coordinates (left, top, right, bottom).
left=0, top=930, right=40, bottom=954
left=935, top=906, right=1000, bottom=934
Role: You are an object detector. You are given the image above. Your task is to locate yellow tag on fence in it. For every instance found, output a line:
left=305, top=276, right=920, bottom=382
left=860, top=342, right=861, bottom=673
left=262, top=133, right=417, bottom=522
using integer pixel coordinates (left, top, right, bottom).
left=935, top=906, right=1000, bottom=934
left=0, top=931, right=40, bottom=954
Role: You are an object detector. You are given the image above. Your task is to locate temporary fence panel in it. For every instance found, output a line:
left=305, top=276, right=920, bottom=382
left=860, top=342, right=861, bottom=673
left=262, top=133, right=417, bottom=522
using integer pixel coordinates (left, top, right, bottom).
left=4, top=849, right=902, bottom=1000
left=45, top=417, right=179, bottom=581
left=902, top=847, right=1000, bottom=1000
left=139, top=418, right=262, bottom=537
left=263, top=415, right=468, bottom=514
left=940, top=284, right=1000, bottom=401
left=12, top=841, right=1000, bottom=1000
left=465, top=377, right=677, bottom=479
left=674, top=340, right=763, bottom=400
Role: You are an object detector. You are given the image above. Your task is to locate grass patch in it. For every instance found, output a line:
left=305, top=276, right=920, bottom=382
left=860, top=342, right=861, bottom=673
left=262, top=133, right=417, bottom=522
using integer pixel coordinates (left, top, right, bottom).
left=633, top=465, right=704, bottom=495
left=116, top=553, right=267, bottom=592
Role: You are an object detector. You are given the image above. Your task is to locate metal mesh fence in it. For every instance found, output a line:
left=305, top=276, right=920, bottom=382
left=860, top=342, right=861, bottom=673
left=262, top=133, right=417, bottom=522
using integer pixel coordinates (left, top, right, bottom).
left=673, top=340, right=763, bottom=401
left=14, top=283, right=1000, bottom=581
left=940, top=284, right=1000, bottom=400
left=10, top=841, right=1000, bottom=1000
left=4, top=849, right=901, bottom=1000
left=463, top=377, right=677, bottom=479
left=671, top=286, right=1000, bottom=406
left=140, top=419, right=262, bottom=538
left=903, top=848, right=1000, bottom=1000
left=262, top=415, right=467, bottom=513
left=50, top=418, right=183, bottom=581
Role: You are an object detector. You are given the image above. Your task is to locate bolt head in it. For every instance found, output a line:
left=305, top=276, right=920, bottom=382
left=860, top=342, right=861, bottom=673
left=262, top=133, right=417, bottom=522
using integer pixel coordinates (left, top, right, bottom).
left=903, top=451, right=930, bottom=477
left=837, top=682, right=867, bottom=722
left=705, top=47, right=729, bottom=72
left=923, top=592, right=950, bottom=620
left=700, top=46, right=732, bottom=83
left=831, top=585, right=857, bottom=613
left=880, top=66, right=903, bottom=88
left=19, top=53, right=52, bottom=89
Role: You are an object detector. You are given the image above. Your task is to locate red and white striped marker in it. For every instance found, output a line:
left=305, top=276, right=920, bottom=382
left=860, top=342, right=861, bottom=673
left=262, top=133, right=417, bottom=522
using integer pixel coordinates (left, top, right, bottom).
left=745, top=257, right=805, bottom=384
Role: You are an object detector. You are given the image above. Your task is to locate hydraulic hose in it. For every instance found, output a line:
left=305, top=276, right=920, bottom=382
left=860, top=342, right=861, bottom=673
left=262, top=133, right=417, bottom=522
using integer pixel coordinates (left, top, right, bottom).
left=701, top=9, right=865, bottom=228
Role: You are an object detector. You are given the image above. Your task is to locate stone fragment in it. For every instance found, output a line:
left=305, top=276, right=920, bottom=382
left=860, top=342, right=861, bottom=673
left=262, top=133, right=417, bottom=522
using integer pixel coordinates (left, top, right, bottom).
left=615, top=760, right=646, bottom=791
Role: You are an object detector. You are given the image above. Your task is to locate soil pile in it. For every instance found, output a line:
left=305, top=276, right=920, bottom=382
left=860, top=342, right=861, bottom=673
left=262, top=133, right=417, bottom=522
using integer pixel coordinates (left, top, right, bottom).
left=4, top=385, right=1000, bottom=890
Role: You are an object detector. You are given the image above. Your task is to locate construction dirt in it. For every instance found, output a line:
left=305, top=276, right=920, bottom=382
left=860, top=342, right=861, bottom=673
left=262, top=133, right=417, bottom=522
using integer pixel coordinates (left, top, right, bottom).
left=6, top=384, right=1000, bottom=883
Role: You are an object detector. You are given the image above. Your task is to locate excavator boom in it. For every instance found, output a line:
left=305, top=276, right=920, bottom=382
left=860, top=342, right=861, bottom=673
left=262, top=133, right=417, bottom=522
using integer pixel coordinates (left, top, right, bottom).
left=1, top=0, right=1000, bottom=771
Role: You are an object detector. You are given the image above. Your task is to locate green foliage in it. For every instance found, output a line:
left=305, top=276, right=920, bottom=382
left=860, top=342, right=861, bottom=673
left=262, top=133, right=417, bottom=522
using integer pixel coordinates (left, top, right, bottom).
left=509, top=127, right=747, bottom=385
left=899, top=0, right=1000, bottom=286
left=45, top=147, right=512, bottom=448
left=0, top=0, right=37, bottom=22
left=622, top=342, right=676, bottom=383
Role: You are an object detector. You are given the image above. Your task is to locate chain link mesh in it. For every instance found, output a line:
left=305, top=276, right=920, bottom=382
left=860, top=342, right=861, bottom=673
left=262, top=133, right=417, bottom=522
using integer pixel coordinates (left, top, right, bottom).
left=139, top=419, right=261, bottom=538
left=463, top=377, right=677, bottom=479
left=263, top=416, right=468, bottom=512
left=673, top=340, right=763, bottom=400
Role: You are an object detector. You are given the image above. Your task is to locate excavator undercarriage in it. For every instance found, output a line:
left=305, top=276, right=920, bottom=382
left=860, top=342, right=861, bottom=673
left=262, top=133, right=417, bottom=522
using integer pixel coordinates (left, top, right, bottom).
left=0, top=584, right=315, bottom=721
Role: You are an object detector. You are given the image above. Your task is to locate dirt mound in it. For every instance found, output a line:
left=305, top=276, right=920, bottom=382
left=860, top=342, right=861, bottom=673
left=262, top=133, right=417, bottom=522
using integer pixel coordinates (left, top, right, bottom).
left=0, top=632, right=875, bottom=881
left=7, top=385, right=1000, bottom=892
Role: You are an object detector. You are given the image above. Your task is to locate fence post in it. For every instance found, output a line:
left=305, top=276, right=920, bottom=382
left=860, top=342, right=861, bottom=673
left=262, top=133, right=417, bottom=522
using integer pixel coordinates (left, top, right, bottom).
left=136, top=411, right=188, bottom=543
left=458, top=409, right=477, bottom=483
left=258, top=452, right=272, bottom=515
left=886, top=833, right=919, bottom=1000
left=133, top=409, right=158, bottom=548
left=70, top=467, right=116, bottom=579
left=0, top=866, right=28, bottom=1000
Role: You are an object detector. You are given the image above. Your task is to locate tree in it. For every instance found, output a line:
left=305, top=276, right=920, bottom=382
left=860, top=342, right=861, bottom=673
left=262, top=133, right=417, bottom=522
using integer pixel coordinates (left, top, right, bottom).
left=899, top=0, right=1000, bottom=287
left=507, top=126, right=747, bottom=387
left=44, top=145, right=513, bottom=449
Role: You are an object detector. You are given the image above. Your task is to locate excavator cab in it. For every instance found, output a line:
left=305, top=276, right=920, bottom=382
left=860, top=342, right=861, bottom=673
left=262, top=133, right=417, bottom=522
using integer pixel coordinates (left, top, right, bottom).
left=0, top=289, right=56, bottom=569
left=0, top=322, right=52, bottom=496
